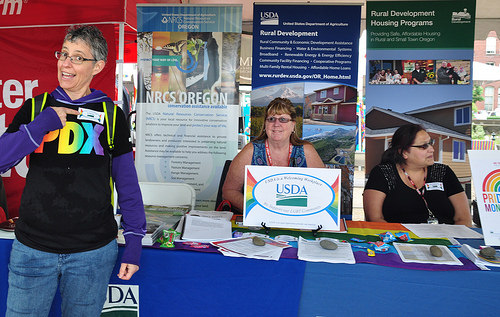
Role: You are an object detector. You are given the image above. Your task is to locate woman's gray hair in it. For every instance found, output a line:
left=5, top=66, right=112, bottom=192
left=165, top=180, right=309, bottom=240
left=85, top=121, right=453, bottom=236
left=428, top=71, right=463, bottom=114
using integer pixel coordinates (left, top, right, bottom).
left=64, top=25, right=108, bottom=62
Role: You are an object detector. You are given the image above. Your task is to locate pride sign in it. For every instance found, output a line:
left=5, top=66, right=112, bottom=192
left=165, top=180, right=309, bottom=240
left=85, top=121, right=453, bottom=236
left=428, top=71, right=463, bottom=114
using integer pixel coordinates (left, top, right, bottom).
left=483, top=169, right=500, bottom=192
left=469, top=150, right=500, bottom=246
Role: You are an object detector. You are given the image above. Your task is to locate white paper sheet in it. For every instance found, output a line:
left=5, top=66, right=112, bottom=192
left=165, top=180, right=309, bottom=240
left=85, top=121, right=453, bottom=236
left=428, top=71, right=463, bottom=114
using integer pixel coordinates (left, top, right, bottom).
left=393, top=243, right=463, bottom=265
left=181, top=214, right=232, bottom=242
left=189, top=210, right=234, bottom=221
left=0, top=230, right=15, bottom=239
left=297, top=237, right=355, bottom=264
left=211, top=237, right=290, bottom=261
left=402, top=224, right=483, bottom=239
left=460, top=244, right=500, bottom=269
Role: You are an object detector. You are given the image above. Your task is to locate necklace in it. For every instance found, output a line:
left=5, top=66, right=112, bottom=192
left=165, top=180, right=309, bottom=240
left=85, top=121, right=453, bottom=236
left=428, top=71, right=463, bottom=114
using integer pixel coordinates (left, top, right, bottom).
left=265, top=139, right=292, bottom=166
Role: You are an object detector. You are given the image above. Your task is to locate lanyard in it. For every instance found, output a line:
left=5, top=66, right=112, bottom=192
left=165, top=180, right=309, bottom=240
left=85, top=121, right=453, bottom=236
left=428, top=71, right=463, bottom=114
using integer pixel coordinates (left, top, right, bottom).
left=265, top=139, right=292, bottom=166
left=402, top=167, right=438, bottom=223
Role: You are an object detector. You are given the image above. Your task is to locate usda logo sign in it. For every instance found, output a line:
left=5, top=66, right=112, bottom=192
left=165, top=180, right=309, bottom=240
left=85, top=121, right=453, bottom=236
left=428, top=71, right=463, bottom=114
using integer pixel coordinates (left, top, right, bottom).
left=101, top=285, right=139, bottom=317
left=253, top=173, right=334, bottom=216
left=244, top=166, right=341, bottom=230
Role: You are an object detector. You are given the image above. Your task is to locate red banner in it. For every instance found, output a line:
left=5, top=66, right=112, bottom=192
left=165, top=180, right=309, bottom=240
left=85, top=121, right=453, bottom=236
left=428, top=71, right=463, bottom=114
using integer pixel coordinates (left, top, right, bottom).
left=0, top=25, right=116, bottom=217
left=0, top=0, right=128, bottom=28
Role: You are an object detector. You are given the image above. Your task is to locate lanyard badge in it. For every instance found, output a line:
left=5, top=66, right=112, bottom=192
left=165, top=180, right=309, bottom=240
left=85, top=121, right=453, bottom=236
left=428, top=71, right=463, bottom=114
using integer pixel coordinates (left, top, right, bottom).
left=403, top=167, right=439, bottom=224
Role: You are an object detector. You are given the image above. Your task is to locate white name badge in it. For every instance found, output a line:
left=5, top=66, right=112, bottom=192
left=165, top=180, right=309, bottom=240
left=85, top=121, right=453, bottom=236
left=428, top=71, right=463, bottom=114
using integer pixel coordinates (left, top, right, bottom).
left=77, top=108, right=105, bottom=125
left=425, top=182, right=444, bottom=191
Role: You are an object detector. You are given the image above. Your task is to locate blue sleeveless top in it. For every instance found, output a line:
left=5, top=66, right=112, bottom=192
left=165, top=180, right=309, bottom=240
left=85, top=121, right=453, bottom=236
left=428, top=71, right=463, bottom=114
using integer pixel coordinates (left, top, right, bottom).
left=251, top=140, right=307, bottom=167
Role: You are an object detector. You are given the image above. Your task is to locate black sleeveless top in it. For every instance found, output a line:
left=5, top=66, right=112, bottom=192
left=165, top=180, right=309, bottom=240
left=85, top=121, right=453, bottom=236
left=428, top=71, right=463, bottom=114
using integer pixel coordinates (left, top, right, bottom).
left=365, top=163, right=464, bottom=224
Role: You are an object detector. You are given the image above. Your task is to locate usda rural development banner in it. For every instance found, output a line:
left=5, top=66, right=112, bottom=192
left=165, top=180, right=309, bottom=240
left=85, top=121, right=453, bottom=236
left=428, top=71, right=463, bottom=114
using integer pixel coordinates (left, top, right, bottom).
left=251, top=3, right=361, bottom=215
left=135, top=5, right=242, bottom=209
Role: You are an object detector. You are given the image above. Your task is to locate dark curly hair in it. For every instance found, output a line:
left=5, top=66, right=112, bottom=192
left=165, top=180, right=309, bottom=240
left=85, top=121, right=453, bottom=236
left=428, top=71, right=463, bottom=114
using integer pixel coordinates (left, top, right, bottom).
left=380, top=123, right=425, bottom=165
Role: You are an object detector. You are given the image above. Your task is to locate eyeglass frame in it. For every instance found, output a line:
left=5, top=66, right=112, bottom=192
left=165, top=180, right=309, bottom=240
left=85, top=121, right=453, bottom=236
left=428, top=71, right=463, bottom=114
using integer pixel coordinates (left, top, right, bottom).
left=265, top=116, right=293, bottom=123
left=55, top=51, right=97, bottom=64
left=409, top=139, right=435, bottom=150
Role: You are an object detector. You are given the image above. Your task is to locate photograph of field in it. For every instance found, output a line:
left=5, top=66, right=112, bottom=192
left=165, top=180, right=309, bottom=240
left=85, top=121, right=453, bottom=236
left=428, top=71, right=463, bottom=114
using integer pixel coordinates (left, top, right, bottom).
left=303, top=125, right=356, bottom=165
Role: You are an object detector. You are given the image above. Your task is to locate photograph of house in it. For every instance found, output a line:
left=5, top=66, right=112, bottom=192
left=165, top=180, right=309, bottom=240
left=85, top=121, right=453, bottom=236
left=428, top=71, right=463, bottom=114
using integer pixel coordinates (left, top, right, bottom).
left=365, top=102, right=472, bottom=197
left=472, top=29, right=500, bottom=146
left=309, top=84, right=357, bottom=124
left=474, top=30, right=500, bottom=115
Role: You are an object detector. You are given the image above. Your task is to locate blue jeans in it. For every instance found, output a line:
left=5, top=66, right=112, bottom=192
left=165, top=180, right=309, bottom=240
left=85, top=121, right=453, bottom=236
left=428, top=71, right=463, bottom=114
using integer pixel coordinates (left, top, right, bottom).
left=6, top=239, right=118, bottom=317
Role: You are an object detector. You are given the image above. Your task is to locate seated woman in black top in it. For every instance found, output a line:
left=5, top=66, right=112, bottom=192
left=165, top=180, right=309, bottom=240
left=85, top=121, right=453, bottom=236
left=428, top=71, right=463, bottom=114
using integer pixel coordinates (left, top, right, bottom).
left=363, top=124, right=471, bottom=226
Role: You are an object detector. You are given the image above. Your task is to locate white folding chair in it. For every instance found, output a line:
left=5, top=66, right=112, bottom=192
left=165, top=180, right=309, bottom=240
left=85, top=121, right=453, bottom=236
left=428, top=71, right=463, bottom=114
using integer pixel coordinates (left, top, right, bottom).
left=139, top=182, right=196, bottom=211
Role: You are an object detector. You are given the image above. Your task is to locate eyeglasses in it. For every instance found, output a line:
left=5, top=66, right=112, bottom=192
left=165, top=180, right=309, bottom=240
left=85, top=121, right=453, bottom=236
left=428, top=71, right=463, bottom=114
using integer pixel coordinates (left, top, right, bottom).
left=410, top=139, right=435, bottom=149
left=55, top=51, right=97, bottom=64
left=266, top=117, right=292, bottom=123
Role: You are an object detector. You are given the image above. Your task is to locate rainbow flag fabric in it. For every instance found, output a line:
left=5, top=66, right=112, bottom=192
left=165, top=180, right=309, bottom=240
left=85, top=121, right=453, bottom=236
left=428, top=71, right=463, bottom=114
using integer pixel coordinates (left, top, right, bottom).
left=472, top=140, right=496, bottom=150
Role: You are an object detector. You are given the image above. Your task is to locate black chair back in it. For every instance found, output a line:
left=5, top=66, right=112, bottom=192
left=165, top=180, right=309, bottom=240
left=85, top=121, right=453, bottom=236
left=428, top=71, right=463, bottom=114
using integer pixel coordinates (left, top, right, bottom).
left=215, top=160, right=232, bottom=210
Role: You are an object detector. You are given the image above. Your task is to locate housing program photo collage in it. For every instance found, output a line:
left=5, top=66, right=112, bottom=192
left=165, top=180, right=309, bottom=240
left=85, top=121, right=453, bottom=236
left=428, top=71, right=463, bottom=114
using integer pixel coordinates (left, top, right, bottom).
left=369, top=59, right=471, bottom=85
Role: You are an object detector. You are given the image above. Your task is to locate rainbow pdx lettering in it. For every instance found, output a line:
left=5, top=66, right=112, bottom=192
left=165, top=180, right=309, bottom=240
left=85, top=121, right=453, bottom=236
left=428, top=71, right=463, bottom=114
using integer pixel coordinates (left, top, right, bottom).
left=35, top=122, right=105, bottom=155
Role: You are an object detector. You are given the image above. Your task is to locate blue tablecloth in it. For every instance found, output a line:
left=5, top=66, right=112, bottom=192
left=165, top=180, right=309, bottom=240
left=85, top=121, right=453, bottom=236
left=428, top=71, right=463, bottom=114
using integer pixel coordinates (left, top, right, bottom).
left=1, top=234, right=500, bottom=316
left=0, top=239, right=305, bottom=316
left=299, top=234, right=500, bottom=317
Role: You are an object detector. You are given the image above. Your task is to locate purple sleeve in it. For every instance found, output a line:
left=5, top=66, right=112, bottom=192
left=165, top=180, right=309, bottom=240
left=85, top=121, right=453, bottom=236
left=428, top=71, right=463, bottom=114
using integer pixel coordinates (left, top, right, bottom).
left=0, top=108, right=62, bottom=174
left=112, top=151, right=146, bottom=266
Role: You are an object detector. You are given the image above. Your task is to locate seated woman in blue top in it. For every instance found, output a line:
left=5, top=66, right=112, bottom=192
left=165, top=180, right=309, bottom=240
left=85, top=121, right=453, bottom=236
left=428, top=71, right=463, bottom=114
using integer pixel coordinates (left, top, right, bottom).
left=363, top=123, right=471, bottom=226
left=222, top=97, right=324, bottom=213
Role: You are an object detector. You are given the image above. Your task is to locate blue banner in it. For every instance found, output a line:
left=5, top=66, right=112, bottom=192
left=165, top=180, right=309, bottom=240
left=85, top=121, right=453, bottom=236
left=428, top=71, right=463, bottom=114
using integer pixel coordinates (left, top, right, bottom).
left=252, top=4, right=361, bottom=90
left=250, top=4, right=362, bottom=216
left=135, top=5, right=242, bottom=210
left=137, top=5, right=242, bottom=33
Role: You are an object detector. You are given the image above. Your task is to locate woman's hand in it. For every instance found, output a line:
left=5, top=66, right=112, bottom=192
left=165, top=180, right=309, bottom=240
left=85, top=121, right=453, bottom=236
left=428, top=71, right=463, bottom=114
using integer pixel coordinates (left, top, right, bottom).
left=51, top=107, right=79, bottom=127
left=118, top=263, right=139, bottom=280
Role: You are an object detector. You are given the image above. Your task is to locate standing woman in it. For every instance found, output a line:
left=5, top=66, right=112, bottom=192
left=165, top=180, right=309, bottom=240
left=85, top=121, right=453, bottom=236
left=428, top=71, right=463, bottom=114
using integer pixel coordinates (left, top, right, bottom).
left=0, top=25, right=146, bottom=316
left=363, top=124, right=471, bottom=226
left=222, top=97, right=325, bottom=213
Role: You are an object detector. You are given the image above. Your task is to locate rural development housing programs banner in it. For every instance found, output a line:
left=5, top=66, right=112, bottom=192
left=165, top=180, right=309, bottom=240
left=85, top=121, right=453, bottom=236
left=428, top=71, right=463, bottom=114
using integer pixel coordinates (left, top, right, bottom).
left=365, top=0, right=475, bottom=192
left=469, top=150, right=500, bottom=246
left=251, top=3, right=361, bottom=215
left=135, top=4, right=242, bottom=209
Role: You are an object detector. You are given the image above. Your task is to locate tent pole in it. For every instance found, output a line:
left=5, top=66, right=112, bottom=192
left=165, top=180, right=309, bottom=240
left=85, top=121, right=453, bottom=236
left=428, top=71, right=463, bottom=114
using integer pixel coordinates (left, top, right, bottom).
left=114, top=22, right=125, bottom=213
left=117, top=22, right=124, bottom=107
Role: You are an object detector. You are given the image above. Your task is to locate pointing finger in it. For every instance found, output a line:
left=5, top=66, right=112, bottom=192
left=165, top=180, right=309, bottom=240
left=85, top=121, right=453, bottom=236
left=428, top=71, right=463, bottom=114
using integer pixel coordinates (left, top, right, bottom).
left=64, top=108, right=80, bottom=116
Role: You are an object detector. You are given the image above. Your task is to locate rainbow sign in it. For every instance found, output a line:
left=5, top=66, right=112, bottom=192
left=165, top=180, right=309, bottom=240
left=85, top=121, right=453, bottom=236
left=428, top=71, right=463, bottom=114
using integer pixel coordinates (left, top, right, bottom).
left=482, top=169, right=500, bottom=192
left=481, top=169, right=500, bottom=212
left=245, top=168, right=340, bottom=224
left=469, top=150, right=500, bottom=246
left=242, top=165, right=342, bottom=230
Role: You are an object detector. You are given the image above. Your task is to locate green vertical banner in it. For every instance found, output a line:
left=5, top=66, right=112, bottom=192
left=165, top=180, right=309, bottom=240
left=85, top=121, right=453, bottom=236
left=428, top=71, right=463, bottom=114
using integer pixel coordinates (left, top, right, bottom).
left=368, top=1, right=475, bottom=49
left=365, top=0, right=475, bottom=189
left=135, top=5, right=242, bottom=210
